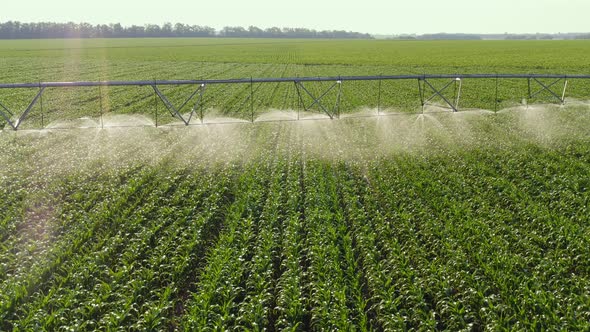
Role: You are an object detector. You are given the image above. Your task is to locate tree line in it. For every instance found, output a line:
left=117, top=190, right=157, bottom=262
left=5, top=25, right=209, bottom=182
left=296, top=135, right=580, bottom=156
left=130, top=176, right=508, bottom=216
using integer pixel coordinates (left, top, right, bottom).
left=0, top=21, right=373, bottom=39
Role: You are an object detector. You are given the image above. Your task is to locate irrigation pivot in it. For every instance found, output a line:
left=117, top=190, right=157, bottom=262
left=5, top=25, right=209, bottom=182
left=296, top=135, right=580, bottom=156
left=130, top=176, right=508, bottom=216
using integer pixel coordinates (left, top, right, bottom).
left=0, top=74, right=585, bottom=130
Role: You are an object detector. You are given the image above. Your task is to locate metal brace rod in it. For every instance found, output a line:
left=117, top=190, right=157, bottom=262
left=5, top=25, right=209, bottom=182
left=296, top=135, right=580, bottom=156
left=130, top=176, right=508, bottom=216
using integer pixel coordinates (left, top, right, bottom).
left=530, top=77, right=566, bottom=103
left=454, top=78, right=462, bottom=109
left=0, top=100, right=15, bottom=129
left=295, top=81, right=339, bottom=119
left=418, top=78, right=424, bottom=106
left=306, top=82, right=338, bottom=111
left=15, top=87, right=45, bottom=129
left=152, top=85, right=205, bottom=125
left=0, top=87, right=45, bottom=130
left=186, top=84, right=206, bottom=124
left=298, top=81, right=334, bottom=118
left=335, top=80, right=342, bottom=119
left=295, top=81, right=304, bottom=113
left=377, top=76, right=382, bottom=114
left=153, top=85, right=188, bottom=124
left=424, top=79, right=455, bottom=104
left=422, top=78, right=460, bottom=112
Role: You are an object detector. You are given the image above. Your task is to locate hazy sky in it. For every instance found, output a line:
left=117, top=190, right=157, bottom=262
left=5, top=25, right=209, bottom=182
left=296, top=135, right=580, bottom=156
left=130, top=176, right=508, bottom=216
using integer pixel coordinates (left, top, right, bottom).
left=2, top=0, right=588, bottom=34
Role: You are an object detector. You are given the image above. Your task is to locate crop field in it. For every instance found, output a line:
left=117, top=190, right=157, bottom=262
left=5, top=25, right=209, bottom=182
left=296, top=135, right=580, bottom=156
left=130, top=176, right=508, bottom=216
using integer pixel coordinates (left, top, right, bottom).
left=1, top=39, right=590, bottom=330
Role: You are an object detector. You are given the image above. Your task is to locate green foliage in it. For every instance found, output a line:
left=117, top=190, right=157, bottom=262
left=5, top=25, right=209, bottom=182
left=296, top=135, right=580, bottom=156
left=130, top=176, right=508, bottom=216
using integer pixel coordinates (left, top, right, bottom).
left=0, top=39, right=589, bottom=330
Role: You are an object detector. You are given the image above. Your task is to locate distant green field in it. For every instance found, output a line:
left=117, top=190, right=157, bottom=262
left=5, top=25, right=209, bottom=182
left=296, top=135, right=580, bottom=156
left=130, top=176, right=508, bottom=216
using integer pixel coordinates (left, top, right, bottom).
left=1, top=38, right=589, bottom=128
left=2, top=38, right=590, bottom=70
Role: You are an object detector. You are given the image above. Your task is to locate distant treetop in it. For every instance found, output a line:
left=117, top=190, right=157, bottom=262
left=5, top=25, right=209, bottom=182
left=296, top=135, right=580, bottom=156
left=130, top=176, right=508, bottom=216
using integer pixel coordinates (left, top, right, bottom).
left=0, top=21, right=374, bottom=39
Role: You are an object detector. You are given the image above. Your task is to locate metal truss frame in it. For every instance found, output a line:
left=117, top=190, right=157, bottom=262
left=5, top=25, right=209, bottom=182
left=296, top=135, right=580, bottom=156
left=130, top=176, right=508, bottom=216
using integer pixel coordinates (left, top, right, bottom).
left=153, top=83, right=206, bottom=125
left=528, top=77, right=568, bottom=104
left=419, top=77, right=462, bottom=112
left=295, top=80, right=342, bottom=119
left=0, top=74, right=588, bottom=130
left=0, top=87, right=45, bottom=130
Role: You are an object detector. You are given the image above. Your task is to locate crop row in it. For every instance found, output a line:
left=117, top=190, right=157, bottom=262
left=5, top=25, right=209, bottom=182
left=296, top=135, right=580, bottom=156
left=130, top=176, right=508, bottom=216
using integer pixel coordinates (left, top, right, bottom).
left=1, top=112, right=590, bottom=329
